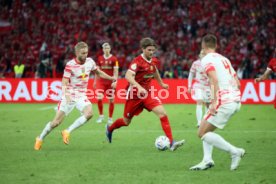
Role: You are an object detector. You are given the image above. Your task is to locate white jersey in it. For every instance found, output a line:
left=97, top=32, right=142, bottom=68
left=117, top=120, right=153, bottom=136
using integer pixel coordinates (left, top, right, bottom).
left=201, top=53, right=240, bottom=104
left=188, top=59, right=210, bottom=89
left=63, top=57, right=97, bottom=99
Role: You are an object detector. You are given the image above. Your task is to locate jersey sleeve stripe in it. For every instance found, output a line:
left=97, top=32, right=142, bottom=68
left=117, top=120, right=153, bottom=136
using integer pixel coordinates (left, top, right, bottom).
left=128, top=69, right=136, bottom=73
left=205, top=66, right=215, bottom=73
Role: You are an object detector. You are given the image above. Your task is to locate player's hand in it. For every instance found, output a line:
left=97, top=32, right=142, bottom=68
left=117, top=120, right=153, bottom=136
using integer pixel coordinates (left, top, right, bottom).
left=187, top=88, right=192, bottom=94
left=254, top=77, right=261, bottom=83
left=65, top=95, right=72, bottom=104
left=137, top=86, right=147, bottom=96
left=93, top=82, right=96, bottom=89
left=111, top=80, right=117, bottom=89
left=161, top=83, right=169, bottom=89
left=209, top=103, right=217, bottom=115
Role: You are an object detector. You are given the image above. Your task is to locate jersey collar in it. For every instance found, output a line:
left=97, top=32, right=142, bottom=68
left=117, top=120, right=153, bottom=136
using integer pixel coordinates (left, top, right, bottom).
left=141, top=54, right=152, bottom=63
left=74, top=58, right=81, bottom=64
left=103, top=54, right=112, bottom=59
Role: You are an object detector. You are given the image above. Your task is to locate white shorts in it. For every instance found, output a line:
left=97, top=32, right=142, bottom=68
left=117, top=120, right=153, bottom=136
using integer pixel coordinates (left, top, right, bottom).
left=192, top=87, right=211, bottom=103
left=57, top=97, right=91, bottom=116
left=204, top=102, right=241, bottom=129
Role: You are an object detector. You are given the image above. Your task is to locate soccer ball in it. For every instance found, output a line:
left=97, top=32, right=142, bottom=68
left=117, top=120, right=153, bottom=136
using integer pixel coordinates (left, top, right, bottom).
left=155, top=136, right=170, bottom=151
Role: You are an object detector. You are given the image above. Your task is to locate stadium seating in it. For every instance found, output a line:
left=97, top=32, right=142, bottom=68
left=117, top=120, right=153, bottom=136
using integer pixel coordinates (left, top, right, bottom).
left=0, top=0, right=275, bottom=78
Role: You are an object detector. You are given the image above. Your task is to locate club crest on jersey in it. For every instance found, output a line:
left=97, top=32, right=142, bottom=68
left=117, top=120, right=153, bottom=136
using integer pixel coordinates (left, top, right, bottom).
left=131, top=63, right=137, bottom=70
left=81, top=68, right=86, bottom=80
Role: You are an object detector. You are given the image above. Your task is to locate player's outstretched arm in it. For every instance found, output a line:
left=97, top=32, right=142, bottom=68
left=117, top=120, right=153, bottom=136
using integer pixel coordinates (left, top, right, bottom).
left=113, top=63, right=119, bottom=80
left=187, top=68, right=195, bottom=93
left=61, top=77, right=71, bottom=104
left=255, top=69, right=272, bottom=83
left=125, top=70, right=141, bottom=88
left=153, top=66, right=168, bottom=89
left=125, top=69, right=146, bottom=94
left=94, top=68, right=116, bottom=81
left=111, top=64, right=119, bottom=89
left=93, top=66, right=99, bottom=89
left=207, top=70, right=219, bottom=115
left=234, top=75, right=241, bottom=89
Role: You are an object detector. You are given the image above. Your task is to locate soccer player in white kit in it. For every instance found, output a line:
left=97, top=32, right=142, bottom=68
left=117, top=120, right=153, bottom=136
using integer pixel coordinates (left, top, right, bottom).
left=34, top=42, right=116, bottom=150
left=190, top=34, right=244, bottom=171
left=188, top=51, right=211, bottom=127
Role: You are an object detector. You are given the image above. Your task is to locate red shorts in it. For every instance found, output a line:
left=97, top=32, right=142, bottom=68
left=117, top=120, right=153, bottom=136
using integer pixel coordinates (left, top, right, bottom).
left=95, top=82, right=115, bottom=98
left=123, top=95, right=162, bottom=119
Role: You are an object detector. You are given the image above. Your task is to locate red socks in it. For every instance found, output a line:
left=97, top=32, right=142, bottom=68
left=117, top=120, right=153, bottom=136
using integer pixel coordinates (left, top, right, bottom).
left=109, top=102, right=114, bottom=118
left=160, top=116, right=173, bottom=144
left=109, top=118, right=127, bottom=132
left=98, top=100, right=103, bottom=115
left=98, top=101, right=115, bottom=117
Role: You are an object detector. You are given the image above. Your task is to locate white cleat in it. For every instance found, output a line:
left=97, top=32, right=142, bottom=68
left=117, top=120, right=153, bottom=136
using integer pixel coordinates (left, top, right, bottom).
left=230, top=148, right=245, bottom=170
left=170, top=140, right=185, bottom=151
left=190, top=160, right=215, bottom=171
left=107, top=118, right=113, bottom=125
left=96, top=116, right=104, bottom=124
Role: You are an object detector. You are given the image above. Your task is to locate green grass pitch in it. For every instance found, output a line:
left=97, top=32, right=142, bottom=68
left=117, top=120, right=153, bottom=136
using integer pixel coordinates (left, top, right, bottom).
left=0, top=103, right=275, bottom=184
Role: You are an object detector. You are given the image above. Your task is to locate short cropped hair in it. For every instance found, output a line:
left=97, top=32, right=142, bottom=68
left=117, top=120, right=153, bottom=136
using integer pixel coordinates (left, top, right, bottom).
left=202, top=34, right=217, bottom=49
left=102, top=42, right=111, bottom=48
left=74, top=42, right=88, bottom=52
left=140, top=37, right=157, bottom=49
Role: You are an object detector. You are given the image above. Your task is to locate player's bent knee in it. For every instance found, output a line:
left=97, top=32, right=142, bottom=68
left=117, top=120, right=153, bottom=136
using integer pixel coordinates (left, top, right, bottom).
left=198, top=132, right=203, bottom=138
left=85, top=111, right=93, bottom=120
left=123, top=117, right=131, bottom=125
left=51, top=120, right=61, bottom=128
left=197, top=101, right=203, bottom=105
left=197, top=129, right=206, bottom=138
left=158, top=111, right=167, bottom=118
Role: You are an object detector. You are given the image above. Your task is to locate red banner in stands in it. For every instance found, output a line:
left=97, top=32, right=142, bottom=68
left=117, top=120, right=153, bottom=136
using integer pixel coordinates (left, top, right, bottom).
left=0, top=79, right=275, bottom=104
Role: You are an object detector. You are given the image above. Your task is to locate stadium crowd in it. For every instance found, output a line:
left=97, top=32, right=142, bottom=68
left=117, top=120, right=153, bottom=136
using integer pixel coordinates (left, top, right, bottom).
left=0, top=0, right=275, bottom=79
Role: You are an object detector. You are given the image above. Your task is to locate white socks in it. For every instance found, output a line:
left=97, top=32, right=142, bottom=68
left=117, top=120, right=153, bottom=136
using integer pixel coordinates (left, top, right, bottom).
left=202, top=140, right=213, bottom=162
left=39, top=122, right=52, bottom=140
left=67, top=115, right=87, bottom=133
left=196, top=104, right=203, bottom=126
left=202, top=132, right=238, bottom=155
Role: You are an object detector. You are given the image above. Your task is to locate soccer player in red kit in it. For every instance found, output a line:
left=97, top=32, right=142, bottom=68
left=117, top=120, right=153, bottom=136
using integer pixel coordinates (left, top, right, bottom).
left=255, top=58, right=276, bottom=81
left=94, top=43, right=119, bottom=124
left=105, top=38, right=185, bottom=151
left=255, top=51, right=276, bottom=108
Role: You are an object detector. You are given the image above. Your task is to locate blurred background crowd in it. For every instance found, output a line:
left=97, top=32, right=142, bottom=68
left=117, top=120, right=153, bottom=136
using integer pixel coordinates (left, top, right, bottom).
left=0, top=0, right=275, bottom=79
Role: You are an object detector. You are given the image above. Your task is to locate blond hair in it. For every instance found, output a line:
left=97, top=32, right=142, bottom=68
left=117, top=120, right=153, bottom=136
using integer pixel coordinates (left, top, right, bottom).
left=74, top=42, right=88, bottom=53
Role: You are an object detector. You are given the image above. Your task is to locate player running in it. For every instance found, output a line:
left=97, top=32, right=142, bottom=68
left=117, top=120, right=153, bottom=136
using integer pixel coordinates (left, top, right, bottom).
left=34, top=42, right=116, bottom=150
left=190, top=34, right=244, bottom=170
left=105, top=37, right=185, bottom=151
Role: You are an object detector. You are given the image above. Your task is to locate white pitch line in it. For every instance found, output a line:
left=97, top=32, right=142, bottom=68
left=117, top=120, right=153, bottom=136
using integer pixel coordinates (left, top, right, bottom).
left=74, top=129, right=276, bottom=133
left=38, top=106, right=56, bottom=111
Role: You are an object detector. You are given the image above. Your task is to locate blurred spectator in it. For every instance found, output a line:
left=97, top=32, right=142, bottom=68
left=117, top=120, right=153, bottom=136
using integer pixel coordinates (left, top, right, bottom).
left=237, top=64, right=245, bottom=79
left=14, top=58, right=25, bottom=78
left=0, top=58, right=7, bottom=78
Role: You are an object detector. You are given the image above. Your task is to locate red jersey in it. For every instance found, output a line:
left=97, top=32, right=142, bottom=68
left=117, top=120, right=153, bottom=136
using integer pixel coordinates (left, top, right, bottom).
left=267, top=58, right=276, bottom=72
left=127, top=54, right=159, bottom=99
left=97, top=54, right=119, bottom=84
